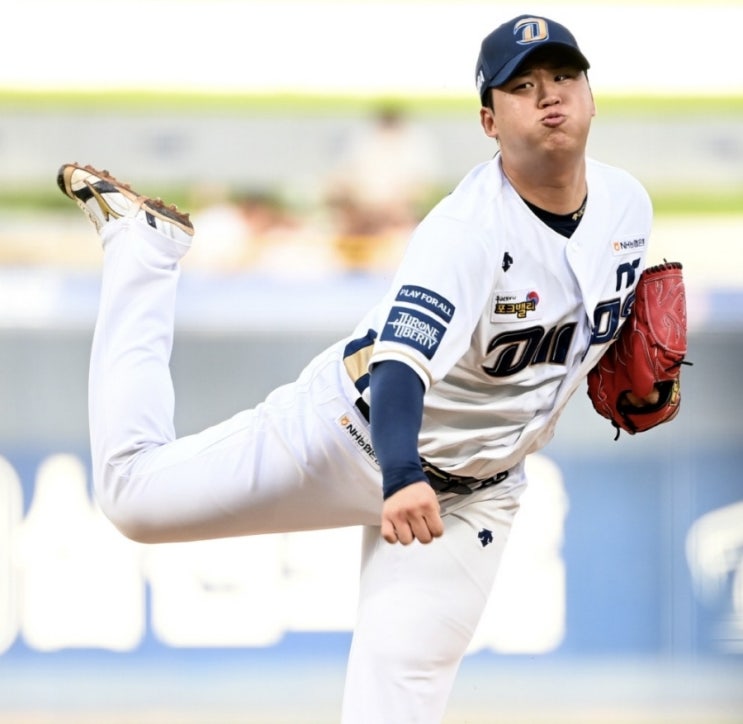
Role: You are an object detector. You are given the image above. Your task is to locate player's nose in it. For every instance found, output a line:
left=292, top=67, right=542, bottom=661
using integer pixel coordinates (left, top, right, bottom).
left=537, top=85, right=562, bottom=107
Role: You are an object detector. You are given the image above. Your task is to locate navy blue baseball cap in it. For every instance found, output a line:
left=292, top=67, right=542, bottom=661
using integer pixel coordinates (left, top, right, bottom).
left=476, top=15, right=590, bottom=104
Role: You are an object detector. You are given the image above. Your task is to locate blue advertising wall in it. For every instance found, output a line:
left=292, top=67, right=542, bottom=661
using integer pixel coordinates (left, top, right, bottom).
left=0, top=273, right=741, bottom=721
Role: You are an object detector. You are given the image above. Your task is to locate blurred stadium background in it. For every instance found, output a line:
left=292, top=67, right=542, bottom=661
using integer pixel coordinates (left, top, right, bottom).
left=1, top=1, right=742, bottom=722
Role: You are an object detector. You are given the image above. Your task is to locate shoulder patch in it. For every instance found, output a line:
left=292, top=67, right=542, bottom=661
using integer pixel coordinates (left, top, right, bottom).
left=395, top=285, right=455, bottom=323
left=381, top=306, right=446, bottom=359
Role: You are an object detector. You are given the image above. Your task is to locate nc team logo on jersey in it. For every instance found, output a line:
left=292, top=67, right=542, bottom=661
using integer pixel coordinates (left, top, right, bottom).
left=491, top=290, right=541, bottom=321
left=612, top=236, right=647, bottom=255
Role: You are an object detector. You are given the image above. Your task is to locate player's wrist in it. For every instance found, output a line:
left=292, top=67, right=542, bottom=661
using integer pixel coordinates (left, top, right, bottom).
left=382, top=465, right=429, bottom=500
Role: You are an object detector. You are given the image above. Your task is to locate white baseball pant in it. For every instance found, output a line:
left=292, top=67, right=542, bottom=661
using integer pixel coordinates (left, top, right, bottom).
left=89, top=218, right=524, bottom=723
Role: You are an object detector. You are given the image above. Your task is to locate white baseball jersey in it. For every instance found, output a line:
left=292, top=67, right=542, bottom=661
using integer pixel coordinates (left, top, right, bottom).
left=344, top=153, right=652, bottom=479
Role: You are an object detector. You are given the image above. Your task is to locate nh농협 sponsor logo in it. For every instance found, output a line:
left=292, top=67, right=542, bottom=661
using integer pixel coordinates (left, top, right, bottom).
left=339, top=415, right=378, bottom=465
left=612, top=237, right=646, bottom=254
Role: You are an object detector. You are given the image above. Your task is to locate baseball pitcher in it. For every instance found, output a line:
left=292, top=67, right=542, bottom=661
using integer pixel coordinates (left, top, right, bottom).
left=57, top=14, right=686, bottom=723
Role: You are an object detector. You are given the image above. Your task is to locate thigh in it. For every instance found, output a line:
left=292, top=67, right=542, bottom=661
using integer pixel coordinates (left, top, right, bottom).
left=341, top=483, right=523, bottom=724
left=99, top=353, right=383, bottom=542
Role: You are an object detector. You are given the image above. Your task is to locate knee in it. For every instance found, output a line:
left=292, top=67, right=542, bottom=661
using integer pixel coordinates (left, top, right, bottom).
left=96, top=496, right=161, bottom=545
left=94, top=460, right=163, bottom=544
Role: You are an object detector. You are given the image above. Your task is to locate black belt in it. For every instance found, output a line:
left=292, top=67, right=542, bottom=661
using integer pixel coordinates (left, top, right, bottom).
left=355, top=397, right=371, bottom=422
left=422, top=460, right=509, bottom=496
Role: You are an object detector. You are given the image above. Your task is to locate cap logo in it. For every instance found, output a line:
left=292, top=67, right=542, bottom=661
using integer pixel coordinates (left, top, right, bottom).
left=514, top=17, right=549, bottom=45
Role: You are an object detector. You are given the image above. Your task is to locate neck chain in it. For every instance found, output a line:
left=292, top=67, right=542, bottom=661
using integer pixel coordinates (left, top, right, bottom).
left=571, top=196, right=588, bottom=221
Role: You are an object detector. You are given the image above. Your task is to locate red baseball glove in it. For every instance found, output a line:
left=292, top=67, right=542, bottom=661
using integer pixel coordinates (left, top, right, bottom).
left=587, top=261, right=689, bottom=436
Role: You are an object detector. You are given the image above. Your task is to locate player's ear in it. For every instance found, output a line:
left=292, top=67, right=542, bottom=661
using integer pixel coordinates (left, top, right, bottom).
left=480, top=105, right=498, bottom=140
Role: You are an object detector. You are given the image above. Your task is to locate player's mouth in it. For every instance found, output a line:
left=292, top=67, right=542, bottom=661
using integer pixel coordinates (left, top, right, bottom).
left=541, top=112, right=566, bottom=128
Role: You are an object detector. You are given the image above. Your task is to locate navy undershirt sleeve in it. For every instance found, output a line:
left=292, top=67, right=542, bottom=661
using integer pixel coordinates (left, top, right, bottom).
left=369, top=359, right=428, bottom=499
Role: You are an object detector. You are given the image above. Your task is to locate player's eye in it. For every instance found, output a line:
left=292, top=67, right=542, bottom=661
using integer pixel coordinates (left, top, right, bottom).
left=555, top=69, right=579, bottom=82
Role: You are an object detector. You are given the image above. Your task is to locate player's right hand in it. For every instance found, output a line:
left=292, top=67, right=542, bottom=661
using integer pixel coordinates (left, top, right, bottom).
left=381, top=481, right=444, bottom=545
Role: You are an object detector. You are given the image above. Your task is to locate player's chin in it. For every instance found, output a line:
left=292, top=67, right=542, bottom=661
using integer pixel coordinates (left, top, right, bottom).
left=541, top=132, right=580, bottom=152
left=541, top=125, right=587, bottom=149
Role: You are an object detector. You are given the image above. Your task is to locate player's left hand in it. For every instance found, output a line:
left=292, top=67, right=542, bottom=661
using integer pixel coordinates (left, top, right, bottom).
left=587, top=261, right=688, bottom=435
left=381, top=481, right=444, bottom=545
left=624, top=386, right=660, bottom=407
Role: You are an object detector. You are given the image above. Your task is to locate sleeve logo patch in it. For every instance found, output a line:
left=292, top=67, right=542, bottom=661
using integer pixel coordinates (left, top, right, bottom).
left=395, top=285, right=455, bottom=323
left=381, top=307, right=446, bottom=359
left=612, top=237, right=647, bottom=255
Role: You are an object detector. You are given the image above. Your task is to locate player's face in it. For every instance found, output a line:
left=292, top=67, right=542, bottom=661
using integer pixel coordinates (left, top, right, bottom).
left=480, top=58, right=596, bottom=161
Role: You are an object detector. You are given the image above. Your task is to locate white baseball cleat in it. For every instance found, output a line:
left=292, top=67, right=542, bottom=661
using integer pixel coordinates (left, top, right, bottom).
left=57, top=163, right=194, bottom=242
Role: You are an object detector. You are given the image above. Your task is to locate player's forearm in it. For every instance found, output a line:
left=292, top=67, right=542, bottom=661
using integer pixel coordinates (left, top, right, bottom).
left=369, top=360, right=427, bottom=499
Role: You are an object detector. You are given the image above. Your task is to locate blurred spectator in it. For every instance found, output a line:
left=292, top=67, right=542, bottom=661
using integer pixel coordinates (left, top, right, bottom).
left=184, top=188, right=293, bottom=273
left=323, top=104, right=441, bottom=272
left=185, top=187, right=337, bottom=279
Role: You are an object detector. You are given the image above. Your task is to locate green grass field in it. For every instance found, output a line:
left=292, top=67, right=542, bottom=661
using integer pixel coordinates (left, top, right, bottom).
left=2, top=88, right=742, bottom=116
